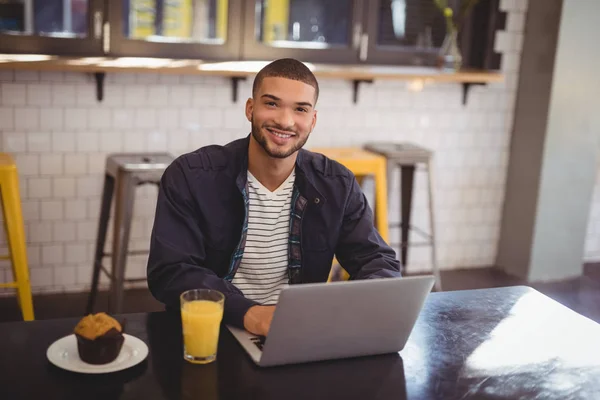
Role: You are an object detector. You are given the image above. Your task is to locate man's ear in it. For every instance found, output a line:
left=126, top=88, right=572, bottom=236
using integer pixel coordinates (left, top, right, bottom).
left=245, top=98, right=254, bottom=122
left=310, top=109, right=318, bottom=131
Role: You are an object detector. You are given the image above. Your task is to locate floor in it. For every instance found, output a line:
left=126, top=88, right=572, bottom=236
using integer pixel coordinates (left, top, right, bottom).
left=1, top=265, right=599, bottom=324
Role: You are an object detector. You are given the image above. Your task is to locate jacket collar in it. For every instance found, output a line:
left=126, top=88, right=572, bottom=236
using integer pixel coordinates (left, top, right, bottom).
left=294, top=150, right=326, bottom=207
left=234, top=135, right=326, bottom=205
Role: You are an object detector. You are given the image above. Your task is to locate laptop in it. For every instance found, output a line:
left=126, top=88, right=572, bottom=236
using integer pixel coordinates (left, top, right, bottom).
left=227, top=275, right=435, bottom=367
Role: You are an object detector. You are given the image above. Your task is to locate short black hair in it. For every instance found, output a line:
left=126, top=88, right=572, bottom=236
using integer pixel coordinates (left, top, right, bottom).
left=252, top=58, right=319, bottom=103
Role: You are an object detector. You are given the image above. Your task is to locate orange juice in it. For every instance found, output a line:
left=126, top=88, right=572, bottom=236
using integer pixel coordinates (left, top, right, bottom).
left=181, top=300, right=224, bottom=363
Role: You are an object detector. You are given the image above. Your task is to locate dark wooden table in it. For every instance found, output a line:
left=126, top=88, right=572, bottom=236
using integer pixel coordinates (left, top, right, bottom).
left=2, top=286, right=599, bottom=400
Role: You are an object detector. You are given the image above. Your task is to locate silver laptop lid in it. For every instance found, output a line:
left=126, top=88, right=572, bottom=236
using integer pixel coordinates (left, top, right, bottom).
left=259, top=276, right=434, bottom=367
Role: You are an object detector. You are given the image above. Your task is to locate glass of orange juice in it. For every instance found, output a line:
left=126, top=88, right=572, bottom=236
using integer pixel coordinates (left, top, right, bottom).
left=180, top=289, right=225, bottom=364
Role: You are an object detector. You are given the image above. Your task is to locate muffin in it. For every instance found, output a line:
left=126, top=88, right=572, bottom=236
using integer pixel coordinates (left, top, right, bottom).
left=74, top=312, right=125, bottom=364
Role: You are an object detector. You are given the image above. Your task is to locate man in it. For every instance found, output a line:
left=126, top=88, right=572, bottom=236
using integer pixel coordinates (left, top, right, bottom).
left=147, top=58, right=401, bottom=337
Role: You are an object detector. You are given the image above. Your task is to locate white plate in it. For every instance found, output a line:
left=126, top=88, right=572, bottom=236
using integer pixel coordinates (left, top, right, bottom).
left=46, top=333, right=149, bottom=374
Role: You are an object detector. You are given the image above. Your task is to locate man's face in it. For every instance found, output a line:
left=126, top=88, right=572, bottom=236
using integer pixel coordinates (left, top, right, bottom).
left=246, top=77, right=317, bottom=159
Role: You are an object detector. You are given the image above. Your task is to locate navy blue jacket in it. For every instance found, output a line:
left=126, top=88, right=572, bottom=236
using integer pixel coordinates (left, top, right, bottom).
left=147, top=136, right=401, bottom=328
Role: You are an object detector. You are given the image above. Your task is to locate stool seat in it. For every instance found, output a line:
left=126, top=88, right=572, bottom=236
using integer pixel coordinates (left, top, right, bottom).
left=87, top=152, right=175, bottom=314
left=364, top=142, right=432, bottom=165
left=107, top=153, right=174, bottom=172
left=106, top=153, right=174, bottom=182
left=0, top=153, right=35, bottom=320
left=312, top=147, right=383, bottom=161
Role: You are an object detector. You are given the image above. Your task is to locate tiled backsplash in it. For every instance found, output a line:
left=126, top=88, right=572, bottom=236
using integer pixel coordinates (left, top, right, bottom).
left=0, top=2, right=528, bottom=294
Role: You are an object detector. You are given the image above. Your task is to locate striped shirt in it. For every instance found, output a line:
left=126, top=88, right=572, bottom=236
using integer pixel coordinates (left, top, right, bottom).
left=231, top=169, right=295, bottom=305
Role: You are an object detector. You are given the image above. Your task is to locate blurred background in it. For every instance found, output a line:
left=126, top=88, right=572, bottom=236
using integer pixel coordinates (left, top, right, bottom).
left=0, top=0, right=598, bottom=324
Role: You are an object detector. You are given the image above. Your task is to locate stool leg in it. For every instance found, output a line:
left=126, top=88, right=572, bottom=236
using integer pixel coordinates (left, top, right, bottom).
left=426, top=160, right=442, bottom=291
left=386, top=164, right=394, bottom=204
left=374, top=160, right=389, bottom=243
left=355, top=174, right=377, bottom=224
left=400, top=165, right=415, bottom=269
left=110, top=173, right=136, bottom=313
left=0, top=173, right=34, bottom=321
left=86, top=174, right=115, bottom=314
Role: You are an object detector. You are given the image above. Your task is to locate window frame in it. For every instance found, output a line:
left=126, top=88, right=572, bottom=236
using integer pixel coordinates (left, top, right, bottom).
left=0, top=0, right=105, bottom=56
left=0, top=0, right=502, bottom=71
left=362, top=0, right=441, bottom=66
left=240, top=0, right=365, bottom=64
left=106, top=0, right=244, bottom=60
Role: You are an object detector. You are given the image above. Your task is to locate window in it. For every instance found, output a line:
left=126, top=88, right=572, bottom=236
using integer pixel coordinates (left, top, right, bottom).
left=364, top=0, right=449, bottom=65
left=242, top=0, right=456, bottom=65
left=255, top=0, right=352, bottom=48
left=377, top=0, right=446, bottom=49
left=0, top=0, right=88, bottom=38
left=0, top=0, right=502, bottom=68
left=122, top=0, right=227, bottom=44
left=108, top=0, right=243, bottom=60
left=0, top=0, right=103, bottom=55
left=242, top=0, right=364, bottom=64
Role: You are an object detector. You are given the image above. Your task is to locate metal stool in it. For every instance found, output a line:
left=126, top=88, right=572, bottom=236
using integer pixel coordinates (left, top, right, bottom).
left=86, top=153, right=174, bottom=314
left=364, top=142, right=442, bottom=291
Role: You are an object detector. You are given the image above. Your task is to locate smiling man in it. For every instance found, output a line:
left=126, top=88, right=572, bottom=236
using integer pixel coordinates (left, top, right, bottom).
left=147, top=58, right=401, bottom=337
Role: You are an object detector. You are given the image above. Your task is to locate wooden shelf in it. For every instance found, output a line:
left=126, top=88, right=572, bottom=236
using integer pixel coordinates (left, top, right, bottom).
left=0, top=54, right=503, bottom=104
left=0, top=54, right=501, bottom=81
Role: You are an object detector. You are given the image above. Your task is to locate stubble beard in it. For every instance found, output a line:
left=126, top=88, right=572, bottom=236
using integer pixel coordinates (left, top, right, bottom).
left=250, top=117, right=310, bottom=159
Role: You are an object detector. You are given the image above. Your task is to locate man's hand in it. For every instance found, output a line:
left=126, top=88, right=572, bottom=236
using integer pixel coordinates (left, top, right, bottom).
left=243, top=305, right=276, bottom=336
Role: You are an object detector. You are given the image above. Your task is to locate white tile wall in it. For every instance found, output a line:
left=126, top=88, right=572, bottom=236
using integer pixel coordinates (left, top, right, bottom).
left=1, top=83, right=27, bottom=105
left=0, top=3, right=528, bottom=294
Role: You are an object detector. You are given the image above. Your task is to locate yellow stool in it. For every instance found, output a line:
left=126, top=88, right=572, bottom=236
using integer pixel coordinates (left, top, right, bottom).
left=311, top=147, right=389, bottom=281
left=0, top=154, right=34, bottom=320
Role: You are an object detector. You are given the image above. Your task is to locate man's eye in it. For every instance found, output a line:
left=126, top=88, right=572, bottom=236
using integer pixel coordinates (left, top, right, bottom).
left=266, top=102, right=277, bottom=107
left=297, top=108, right=307, bottom=113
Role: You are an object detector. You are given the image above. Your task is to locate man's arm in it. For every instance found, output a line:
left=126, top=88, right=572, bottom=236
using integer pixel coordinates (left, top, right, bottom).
left=147, top=159, right=258, bottom=328
left=335, top=176, right=402, bottom=279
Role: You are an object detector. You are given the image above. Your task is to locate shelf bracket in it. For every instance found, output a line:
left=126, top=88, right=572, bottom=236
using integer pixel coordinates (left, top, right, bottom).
left=231, top=76, right=247, bottom=103
left=94, top=72, right=105, bottom=102
left=352, top=79, right=373, bottom=104
left=461, top=82, right=486, bottom=105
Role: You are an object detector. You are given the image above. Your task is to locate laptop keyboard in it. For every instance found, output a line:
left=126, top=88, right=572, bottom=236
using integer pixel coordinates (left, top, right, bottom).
left=250, top=336, right=266, bottom=351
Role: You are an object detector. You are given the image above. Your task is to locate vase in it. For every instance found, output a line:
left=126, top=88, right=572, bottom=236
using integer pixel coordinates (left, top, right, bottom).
left=437, top=30, right=463, bottom=71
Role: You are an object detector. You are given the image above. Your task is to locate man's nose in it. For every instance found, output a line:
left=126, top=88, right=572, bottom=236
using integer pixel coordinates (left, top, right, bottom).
left=273, top=108, right=295, bottom=130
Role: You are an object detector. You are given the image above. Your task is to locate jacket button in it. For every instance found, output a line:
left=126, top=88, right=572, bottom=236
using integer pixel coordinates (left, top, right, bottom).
left=314, top=198, right=320, bottom=204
